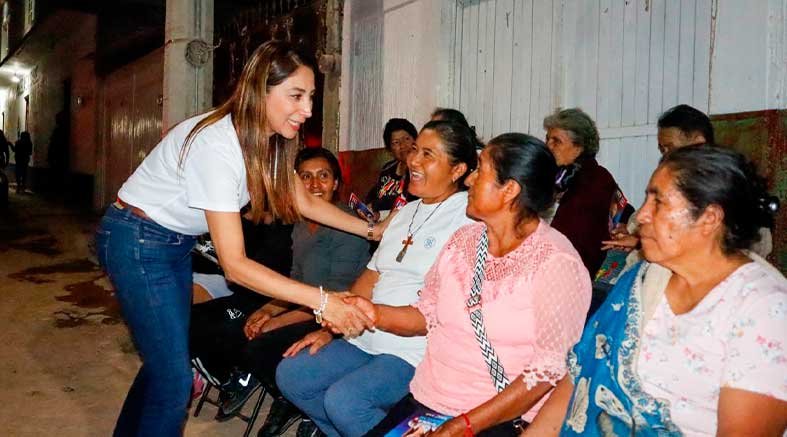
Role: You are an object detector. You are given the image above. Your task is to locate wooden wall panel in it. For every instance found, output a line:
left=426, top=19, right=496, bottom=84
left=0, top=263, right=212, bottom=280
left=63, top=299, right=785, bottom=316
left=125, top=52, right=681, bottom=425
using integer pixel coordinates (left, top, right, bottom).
left=448, top=0, right=714, bottom=205
left=342, top=0, right=442, bottom=151
left=509, top=0, right=533, bottom=133
left=346, top=0, right=384, bottom=151
left=341, top=0, right=783, bottom=208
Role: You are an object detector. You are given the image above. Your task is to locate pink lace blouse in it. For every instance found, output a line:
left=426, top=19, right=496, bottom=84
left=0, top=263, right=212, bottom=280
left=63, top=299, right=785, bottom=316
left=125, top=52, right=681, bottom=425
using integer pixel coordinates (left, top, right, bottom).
left=410, top=221, right=591, bottom=421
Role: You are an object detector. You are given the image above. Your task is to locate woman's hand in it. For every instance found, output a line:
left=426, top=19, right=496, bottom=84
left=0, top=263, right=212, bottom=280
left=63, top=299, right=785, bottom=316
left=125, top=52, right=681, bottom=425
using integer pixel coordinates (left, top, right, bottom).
left=342, top=294, right=378, bottom=327
left=243, top=308, right=272, bottom=340
left=283, top=329, right=334, bottom=357
left=601, top=234, right=639, bottom=251
left=321, top=292, right=375, bottom=337
left=372, top=208, right=399, bottom=240
left=367, top=204, right=381, bottom=223
left=430, top=417, right=467, bottom=437
left=258, top=314, right=290, bottom=335
left=601, top=224, right=639, bottom=251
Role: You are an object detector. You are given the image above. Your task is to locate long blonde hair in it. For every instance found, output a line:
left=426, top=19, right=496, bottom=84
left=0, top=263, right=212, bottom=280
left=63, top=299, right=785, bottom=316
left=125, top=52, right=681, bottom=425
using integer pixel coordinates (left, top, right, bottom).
left=179, top=40, right=313, bottom=224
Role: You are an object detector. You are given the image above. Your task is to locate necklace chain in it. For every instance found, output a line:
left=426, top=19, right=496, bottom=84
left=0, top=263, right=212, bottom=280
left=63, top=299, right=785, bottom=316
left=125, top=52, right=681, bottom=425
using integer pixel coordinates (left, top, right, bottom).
left=395, top=199, right=446, bottom=263
left=406, top=200, right=445, bottom=239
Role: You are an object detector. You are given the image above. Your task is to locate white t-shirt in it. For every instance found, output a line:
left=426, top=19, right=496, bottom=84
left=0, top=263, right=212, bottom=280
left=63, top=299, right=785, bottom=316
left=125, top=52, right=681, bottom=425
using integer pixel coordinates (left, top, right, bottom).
left=118, top=113, right=250, bottom=235
left=348, top=191, right=475, bottom=367
left=637, top=262, right=787, bottom=436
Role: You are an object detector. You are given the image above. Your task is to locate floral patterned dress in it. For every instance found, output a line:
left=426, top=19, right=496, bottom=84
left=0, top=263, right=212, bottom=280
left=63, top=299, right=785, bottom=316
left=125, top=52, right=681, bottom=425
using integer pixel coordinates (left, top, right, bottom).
left=562, top=260, right=786, bottom=436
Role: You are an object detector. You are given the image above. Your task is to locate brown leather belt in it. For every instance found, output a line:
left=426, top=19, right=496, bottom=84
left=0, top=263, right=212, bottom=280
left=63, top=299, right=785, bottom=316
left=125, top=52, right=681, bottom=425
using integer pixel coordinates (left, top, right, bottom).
left=115, top=198, right=150, bottom=220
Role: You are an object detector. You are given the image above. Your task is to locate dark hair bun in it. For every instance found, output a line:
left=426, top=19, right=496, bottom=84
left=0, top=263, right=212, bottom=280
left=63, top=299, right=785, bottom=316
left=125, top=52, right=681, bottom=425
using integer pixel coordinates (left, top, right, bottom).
left=486, top=133, right=558, bottom=220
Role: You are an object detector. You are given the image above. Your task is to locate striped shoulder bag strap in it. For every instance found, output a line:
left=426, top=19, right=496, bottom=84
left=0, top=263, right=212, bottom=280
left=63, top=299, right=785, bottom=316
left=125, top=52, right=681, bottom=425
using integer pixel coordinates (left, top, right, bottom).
left=465, top=227, right=510, bottom=393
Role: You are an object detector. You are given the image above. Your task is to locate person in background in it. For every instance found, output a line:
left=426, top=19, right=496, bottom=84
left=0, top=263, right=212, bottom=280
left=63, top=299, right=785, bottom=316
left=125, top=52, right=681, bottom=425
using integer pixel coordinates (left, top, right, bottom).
left=13, top=132, right=33, bottom=194
left=48, top=111, right=70, bottom=192
left=543, top=108, right=620, bottom=277
left=523, top=146, right=786, bottom=436
left=189, top=148, right=371, bottom=435
left=365, top=118, right=419, bottom=216
left=431, top=108, right=484, bottom=152
left=191, top=210, right=294, bottom=304
left=0, top=129, right=10, bottom=168
left=277, top=120, right=479, bottom=437
left=430, top=107, right=470, bottom=127
left=188, top=213, right=292, bottom=412
left=355, top=133, right=590, bottom=437
left=602, top=103, right=774, bottom=258
left=655, top=103, right=714, bottom=155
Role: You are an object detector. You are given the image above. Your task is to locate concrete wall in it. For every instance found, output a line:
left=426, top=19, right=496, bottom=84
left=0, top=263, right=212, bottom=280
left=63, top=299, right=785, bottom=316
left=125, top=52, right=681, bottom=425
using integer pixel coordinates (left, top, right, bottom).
left=1, top=12, right=96, bottom=178
left=70, top=55, right=98, bottom=176
left=95, top=48, right=164, bottom=208
left=3, top=77, right=25, bottom=147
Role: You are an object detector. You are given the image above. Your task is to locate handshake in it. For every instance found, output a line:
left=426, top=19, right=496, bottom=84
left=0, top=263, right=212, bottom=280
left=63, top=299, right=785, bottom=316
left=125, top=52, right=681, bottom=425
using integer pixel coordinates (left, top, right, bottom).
left=278, top=292, right=379, bottom=359
left=318, top=292, right=378, bottom=338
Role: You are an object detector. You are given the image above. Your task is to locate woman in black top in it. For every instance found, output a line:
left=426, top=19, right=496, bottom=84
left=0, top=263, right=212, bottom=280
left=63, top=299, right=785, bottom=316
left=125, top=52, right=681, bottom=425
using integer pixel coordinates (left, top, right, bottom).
left=365, top=118, right=419, bottom=214
left=13, top=132, right=33, bottom=193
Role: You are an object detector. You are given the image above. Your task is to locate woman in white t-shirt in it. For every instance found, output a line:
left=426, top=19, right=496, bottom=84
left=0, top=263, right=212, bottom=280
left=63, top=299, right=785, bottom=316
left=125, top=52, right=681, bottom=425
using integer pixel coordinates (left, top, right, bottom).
left=276, top=120, right=479, bottom=437
left=94, top=41, right=378, bottom=436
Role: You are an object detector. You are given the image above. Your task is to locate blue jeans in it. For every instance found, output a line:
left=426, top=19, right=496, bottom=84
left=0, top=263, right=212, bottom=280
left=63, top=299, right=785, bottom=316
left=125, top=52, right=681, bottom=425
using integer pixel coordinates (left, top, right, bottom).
left=95, top=205, right=196, bottom=437
left=276, top=339, right=415, bottom=437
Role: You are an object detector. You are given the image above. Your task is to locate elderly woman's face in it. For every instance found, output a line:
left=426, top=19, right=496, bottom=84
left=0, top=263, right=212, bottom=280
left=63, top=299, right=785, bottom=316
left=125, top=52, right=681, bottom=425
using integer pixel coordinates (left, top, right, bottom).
left=636, top=166, right=702, bottom=264
left=545, top=128, right=583, bottom=166
left=465, top=148, right=505, bottom=220
left=297, top=157, right=338, bottom=203
left=390, top=130, right=415, bottom=162
left=407, top=129, right=464, bottom=204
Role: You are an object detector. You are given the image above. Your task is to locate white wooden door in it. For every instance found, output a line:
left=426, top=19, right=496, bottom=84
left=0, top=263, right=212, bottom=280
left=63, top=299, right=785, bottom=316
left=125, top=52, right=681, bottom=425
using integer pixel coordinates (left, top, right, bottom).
left=341, top=0, right=444, bottom=151
left=447, top=0, right=714, bottom=206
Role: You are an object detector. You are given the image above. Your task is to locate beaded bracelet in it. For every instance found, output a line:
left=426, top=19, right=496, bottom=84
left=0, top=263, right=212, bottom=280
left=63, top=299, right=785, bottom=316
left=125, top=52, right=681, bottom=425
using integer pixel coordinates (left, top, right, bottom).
left=313, top=286, right=328, bottom=323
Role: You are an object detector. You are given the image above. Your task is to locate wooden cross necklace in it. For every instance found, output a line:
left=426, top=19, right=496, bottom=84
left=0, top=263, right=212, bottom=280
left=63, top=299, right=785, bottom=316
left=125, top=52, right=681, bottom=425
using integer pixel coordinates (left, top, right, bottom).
left=396, top=199, right=445, bottom=263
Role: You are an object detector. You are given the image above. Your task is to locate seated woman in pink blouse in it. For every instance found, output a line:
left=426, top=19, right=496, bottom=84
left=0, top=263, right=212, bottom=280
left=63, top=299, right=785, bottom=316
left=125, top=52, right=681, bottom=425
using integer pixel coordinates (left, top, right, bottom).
left=350, top=133, right=592, bottom=436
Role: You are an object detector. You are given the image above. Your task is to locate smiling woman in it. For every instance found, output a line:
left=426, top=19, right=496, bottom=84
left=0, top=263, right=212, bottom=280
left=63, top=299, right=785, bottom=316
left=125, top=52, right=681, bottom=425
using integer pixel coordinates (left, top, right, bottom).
left=354, top=133, right=592, bottom=437
left=365, top=118, right=420, bottom=215
left=295, top=147, right=342, bottom=202
left=275, top=120, right=479, bottom=437
left=93, top=41, right=382, bottom=436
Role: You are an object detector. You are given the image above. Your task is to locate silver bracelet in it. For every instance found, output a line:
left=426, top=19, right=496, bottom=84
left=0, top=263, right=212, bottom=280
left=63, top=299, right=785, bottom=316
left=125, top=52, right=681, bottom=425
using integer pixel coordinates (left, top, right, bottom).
left=313, top=286, right=328, bottom=324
